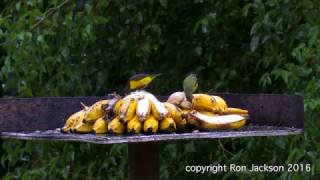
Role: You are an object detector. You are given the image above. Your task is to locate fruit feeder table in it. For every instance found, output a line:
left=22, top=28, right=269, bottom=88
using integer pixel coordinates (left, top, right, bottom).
left=0, top=93, right=304, bottom=180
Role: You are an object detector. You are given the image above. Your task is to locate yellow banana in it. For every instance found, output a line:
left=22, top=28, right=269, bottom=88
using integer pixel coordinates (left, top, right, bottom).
left=113, top=99, right=123, bottom=114
left=119, top=98, right=138, bottom=123
left=127, top=115, right=142, bottom=134
left=143, top=115, right=159, bottom=134
left=182, top=109, right=200, bottom=127
left=212, top=95, right=228, bottom=113
left=82, top=100, right=109, bottom=123
left=164, top=102, right=186, bottom=130
left=176, top=118, right=187, bottom=130
left=108, top=116, right=125, bottom=135
left=93, top=117, right=108, bottom=134
left=62, top=110, right=85, bottom=133
left=164, top=102, right=182, bottom=120
left=69, top=109, right=86, bottom=132
left=198, top=110, right=218, bottom=117
left=189, top=111, right=246, bottom=130
left=102, top=96, right=121, bottom=112
left=136, top=96, right=151, bottom=122
left=192, top=94, right=227, bottom=114
left=102, top=97, right=123, bottom=120
left=159, top=117, right=176, bottom=132
left=225, top=107, right=248, bottom=115
left=73, top=121, right=93, bottom=133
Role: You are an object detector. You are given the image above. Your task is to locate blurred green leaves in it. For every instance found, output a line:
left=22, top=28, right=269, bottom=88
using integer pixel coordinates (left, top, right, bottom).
left=0, top=0, right=320, bottom=179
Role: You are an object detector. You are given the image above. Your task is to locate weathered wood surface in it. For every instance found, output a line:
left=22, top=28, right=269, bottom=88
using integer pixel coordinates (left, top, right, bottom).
left=0, top=125, right=303, bottom=144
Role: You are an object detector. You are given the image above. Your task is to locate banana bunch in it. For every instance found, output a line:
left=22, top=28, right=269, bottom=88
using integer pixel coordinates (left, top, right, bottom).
left=62, top=91, right=186, bottom=135
left=107, top=91, right=179, bottom=134
left=167, top=91, right=249, bottom=130
left=62, top=95, right=123, bottom=134
left=62, top=90, right=249, bottom=135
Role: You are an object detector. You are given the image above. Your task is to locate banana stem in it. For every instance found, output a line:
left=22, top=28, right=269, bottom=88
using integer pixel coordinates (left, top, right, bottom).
left=80, top=102, right=89, bottom=110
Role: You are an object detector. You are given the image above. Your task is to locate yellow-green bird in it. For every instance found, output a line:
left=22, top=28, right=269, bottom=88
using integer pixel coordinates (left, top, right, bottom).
left=183, top=74, right=198, bottom=102
left=129, top=73, right=162, bottom=91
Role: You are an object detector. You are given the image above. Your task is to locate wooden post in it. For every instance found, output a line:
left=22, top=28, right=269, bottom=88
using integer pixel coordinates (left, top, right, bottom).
left=128, top=142, right=160, bottom=180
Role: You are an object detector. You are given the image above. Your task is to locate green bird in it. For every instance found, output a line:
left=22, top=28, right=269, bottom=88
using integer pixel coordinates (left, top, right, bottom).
left=183, top=74, right=198, bottom=102
left=128, top=73, right=162, bottom=91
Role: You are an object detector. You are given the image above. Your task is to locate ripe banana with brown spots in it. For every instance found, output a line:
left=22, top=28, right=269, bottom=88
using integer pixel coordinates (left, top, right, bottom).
left=82, top=100, right=109, bottom=123
left=119, top=98, right=138, bottom=123
left=164, top=102, right=186, bottom=130
left=127, top=115, right=142, bottom=134
left=159, top=117, right=176, bottom=132
left=62, top=110, right=85, bottom=133
left=143, top=115, right=159, bottom=134
left=108, top=116, right=125, bottom=135
left=93, top=117, right=108, bottom=134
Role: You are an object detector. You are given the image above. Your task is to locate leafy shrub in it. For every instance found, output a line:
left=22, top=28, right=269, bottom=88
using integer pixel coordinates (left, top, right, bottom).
left=0, top=0, right=319, bottom=179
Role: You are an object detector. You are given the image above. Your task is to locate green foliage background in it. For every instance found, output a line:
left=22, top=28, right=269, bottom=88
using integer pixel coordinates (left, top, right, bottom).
left=0, top=0, right=320, bottom=179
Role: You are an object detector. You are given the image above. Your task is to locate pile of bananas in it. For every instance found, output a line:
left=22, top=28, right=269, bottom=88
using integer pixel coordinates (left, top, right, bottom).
left=62, top=90, right=249, bottom=135
left=167, top=92, right=248, bottom=131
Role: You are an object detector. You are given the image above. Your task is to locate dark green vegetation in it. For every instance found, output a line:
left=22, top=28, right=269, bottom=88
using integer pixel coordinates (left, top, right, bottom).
left=0, top=0, right=319, bottom=179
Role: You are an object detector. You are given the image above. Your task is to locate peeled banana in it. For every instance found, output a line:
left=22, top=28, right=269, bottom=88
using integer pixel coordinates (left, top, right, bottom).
left=127, top=115, right=142, bottom=134
left=136, top=96, right=151, bottom=122
left=146, top=93, right=168, bottom=120
left=108, top=116, right=125, bottom=135
left=159, top=117, right=176, bottom=132
left=93, top=117, right=108, bottom=134
left=143, top=115, right=159, bottom=134
left=189, top=111, right=246, bottom=130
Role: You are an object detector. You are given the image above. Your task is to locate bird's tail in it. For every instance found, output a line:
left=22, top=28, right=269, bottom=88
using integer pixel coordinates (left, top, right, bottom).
left=152, top=73, right=163, bottom=78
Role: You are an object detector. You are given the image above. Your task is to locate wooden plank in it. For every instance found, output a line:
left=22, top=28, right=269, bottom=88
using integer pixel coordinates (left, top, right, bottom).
left=216, top=93, right=304, bottom=129
left=0, top=94, right=304, bottom=133
left=128, top=142, right=160, bottom=180
left=0, top=96, right=106, bottom=132
left=0, top=126, right=303, bottom=144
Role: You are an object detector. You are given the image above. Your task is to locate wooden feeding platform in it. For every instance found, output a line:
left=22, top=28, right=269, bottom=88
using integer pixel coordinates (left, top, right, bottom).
left=0, top=94, right=304, bottom=180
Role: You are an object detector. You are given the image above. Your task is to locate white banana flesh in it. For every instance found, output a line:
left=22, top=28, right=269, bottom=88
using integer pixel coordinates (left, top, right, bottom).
left=136, top=96, right=151, bottom=122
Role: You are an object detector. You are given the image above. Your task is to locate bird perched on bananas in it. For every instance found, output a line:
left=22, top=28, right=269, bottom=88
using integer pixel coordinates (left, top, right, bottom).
left=183, top=73, right=198, bottom=102
left=129, top=73, right=162, bottom=91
